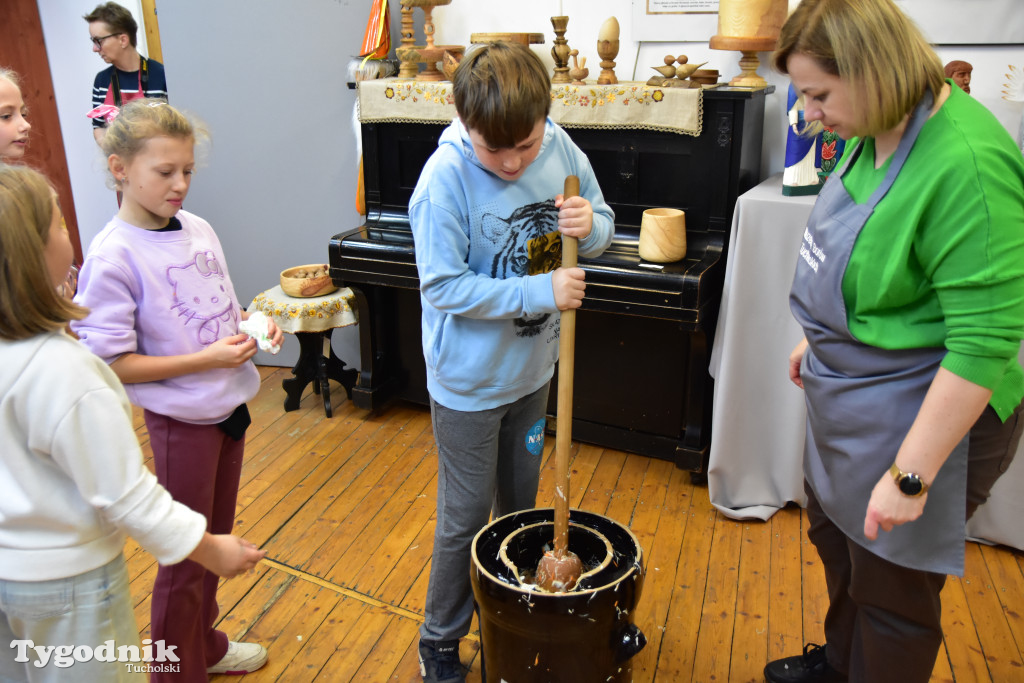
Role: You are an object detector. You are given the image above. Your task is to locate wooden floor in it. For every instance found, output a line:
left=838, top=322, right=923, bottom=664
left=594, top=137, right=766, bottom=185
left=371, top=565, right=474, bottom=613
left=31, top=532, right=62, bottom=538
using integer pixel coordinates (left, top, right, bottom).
left=123, top=366, right=1024, bottom=682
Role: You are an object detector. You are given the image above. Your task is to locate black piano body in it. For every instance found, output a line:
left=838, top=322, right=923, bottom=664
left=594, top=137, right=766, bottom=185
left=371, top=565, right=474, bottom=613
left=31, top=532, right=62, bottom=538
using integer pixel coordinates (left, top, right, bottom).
left=330, top=86, right=768, bottom=474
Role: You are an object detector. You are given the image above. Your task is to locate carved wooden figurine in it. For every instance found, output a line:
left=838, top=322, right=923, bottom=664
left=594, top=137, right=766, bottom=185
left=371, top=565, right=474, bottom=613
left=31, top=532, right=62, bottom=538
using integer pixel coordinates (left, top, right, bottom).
left=569, top=50, right=589, bottom=85
left=647, top=55, right=706, bottom=88
left=945, top=60, right=973, bottom=95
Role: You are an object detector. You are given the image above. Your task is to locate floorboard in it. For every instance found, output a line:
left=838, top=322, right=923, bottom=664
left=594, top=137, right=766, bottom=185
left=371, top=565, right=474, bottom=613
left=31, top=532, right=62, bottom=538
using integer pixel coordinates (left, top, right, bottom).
left=119, top=366, right=1024, bottom=682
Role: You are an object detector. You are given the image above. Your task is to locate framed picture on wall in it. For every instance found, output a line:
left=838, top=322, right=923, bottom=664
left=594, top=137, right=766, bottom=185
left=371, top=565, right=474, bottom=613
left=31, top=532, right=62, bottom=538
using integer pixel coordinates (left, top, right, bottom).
left=631, top=0, right=720, bottom=42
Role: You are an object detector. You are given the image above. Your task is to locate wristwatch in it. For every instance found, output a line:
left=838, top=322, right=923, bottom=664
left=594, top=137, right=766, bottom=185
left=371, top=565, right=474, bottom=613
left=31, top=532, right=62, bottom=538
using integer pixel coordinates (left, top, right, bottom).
left=889, top=463, right=930, bottom=497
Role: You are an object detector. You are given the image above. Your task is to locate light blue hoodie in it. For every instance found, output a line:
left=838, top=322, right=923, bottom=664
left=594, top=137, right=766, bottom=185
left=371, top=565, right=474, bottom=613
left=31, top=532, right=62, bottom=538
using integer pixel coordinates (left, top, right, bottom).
left=409, top=117, right=615, bottom=411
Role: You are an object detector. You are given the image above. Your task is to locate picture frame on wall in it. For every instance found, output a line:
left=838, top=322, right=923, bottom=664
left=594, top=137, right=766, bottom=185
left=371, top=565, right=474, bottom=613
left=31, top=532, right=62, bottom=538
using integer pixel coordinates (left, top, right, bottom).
left=631, top=0, right=720, bottom=43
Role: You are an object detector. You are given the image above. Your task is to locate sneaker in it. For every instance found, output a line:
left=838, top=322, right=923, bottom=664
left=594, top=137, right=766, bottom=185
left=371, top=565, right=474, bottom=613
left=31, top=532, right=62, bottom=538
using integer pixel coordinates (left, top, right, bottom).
left=418, top=638, right=465, bottom=683
left=764, top=643, right=847, bottom=683
left=207, top=641, right=269, bottom=675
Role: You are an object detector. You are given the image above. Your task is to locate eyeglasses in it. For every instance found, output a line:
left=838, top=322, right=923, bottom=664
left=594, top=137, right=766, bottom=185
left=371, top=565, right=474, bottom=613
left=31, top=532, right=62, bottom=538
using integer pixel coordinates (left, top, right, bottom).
left=90, top=33, right=122, bottom=47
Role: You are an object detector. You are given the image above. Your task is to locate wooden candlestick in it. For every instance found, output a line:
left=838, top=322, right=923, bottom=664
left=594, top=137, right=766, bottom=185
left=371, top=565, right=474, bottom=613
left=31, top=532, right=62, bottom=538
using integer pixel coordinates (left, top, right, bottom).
left=398, top=4, right=418, bottom=79
left=395, top=0, right=464, bottom=82
left=597, top=41, right=619, bottom=85
left=596, top=16, right=619, bottom=85
left=735, top=48, right=769, bottom=87
left=709, top=0, right=787, bottom=88
left=708, top=35, right=776, bottom=87
left=421, top=4, right=438, bottom=48
left=550, top=16, right=571, bottom=84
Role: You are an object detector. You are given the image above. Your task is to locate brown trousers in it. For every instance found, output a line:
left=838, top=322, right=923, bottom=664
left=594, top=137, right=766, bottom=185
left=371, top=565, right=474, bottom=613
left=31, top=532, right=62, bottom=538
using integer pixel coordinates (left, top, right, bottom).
left=809, top=401, right=1024, bottom=683
left=145, top=410, right=244, bottom=682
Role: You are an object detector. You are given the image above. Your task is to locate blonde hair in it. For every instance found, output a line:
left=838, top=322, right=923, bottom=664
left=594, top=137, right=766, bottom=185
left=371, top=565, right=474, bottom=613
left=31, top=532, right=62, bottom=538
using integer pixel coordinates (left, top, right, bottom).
left=0, top=67, right=20, bottom=88
left=453, top=42, right=551, bottom=148
left=773, top=0, right=945, bottom=137
left=100, top=99, right=209, bottom=187
left=0, top=166, right=87, bottom=340
left=1, top=67, right=30, bottom=164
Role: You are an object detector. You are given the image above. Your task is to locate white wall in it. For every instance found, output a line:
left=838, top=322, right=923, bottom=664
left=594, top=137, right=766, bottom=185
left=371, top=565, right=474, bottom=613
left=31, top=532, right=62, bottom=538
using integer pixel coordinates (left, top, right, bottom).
left=155, top=0, right=367, bottom=368
left=38, top=0, right=149, bottom=263
left=430, top=1, right=1023, bottom=177
left=932, top=46, right=1024, bottom=143
left=39, top=0, right=1024, bottom=370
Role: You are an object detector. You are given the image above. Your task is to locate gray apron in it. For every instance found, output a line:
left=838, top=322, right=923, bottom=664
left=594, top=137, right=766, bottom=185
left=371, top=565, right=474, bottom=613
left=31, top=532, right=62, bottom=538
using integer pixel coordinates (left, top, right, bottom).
left=790, top=91, right=968, bottom=576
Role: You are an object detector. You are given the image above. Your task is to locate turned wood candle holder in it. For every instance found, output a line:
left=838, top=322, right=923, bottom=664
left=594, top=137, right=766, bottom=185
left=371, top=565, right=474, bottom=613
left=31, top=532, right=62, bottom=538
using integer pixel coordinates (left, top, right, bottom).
left=708, top=35, right=776, bottom=87
left=597, top=40, right=619, bottom=85
left=396, top=0, right=464, bottom=81
left=398, top=4, right=419, bottom=78
left=709, top=0, right=787, bottom=88
left=596, top=16, right=619, bottom=85
left=550, top=16, right=571, bottom=84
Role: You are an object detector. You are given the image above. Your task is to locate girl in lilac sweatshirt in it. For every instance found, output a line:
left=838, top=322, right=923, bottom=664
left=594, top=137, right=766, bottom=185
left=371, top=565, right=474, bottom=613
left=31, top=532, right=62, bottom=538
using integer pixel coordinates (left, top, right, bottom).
left=72, top=100, right=282, bottom=681
left=0, top=165, right=265, bottom=682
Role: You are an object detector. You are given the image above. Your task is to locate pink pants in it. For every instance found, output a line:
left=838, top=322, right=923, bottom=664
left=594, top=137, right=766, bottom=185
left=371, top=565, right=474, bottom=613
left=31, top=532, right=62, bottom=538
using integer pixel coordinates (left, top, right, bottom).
left=144, top=410, right=245, bottom=682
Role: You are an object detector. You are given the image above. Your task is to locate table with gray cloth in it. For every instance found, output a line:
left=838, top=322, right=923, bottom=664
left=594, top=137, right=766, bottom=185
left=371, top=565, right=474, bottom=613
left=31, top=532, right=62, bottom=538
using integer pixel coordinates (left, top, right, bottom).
left=707, top=173, right=1024, bottom=552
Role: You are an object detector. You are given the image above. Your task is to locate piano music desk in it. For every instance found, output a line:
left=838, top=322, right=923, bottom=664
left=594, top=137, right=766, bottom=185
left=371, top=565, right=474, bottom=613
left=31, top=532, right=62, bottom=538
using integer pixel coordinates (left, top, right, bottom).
left=248, top=285, right=359, bottom=417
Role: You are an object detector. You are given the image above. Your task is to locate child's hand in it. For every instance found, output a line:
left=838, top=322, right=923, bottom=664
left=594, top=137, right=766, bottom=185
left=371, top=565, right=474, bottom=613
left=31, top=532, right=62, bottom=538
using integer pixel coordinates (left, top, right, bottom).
left=555, top=194, right=594, bottom=240
left=189, top=533, right=267, bottom=578
left=552, top=267, right=586, bottom=311
left=202, top=333, right=258, bottom=368
left=266, top=318, right=284, bottom=350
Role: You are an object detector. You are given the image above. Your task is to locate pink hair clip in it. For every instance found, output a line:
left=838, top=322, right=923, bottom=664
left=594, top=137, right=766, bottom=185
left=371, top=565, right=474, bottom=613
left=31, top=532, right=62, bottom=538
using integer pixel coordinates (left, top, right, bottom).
left=86, top=104, right=120, bottom=123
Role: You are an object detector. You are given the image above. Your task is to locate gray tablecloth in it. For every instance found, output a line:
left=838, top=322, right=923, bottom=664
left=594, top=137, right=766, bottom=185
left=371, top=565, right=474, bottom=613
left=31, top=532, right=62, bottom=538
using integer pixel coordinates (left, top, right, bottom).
left=708, top=174, right=1024, bottom=551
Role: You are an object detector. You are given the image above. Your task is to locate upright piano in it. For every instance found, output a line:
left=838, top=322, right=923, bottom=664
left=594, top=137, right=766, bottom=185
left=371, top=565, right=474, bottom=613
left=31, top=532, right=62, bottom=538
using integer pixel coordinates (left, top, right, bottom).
left=330, top=81, right=768, bottom=475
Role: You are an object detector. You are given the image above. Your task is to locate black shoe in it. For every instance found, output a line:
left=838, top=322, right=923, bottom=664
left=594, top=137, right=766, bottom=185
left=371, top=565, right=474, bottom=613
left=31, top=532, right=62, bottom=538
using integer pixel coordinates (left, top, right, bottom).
left=418, top=639, right=465, bottom=683
left=764, top=643, right=847, bottom=682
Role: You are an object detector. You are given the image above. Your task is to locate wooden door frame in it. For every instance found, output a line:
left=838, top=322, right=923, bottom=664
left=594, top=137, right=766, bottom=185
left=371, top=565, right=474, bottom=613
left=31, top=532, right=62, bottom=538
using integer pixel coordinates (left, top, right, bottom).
left=141, top=0, right=164, bottom=62
left=2, top=0, right=84, bottom=264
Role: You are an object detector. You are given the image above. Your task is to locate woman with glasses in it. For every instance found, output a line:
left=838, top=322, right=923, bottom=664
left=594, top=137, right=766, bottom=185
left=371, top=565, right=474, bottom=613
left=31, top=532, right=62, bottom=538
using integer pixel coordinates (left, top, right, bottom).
left=84, top=2, right=168, bottom=144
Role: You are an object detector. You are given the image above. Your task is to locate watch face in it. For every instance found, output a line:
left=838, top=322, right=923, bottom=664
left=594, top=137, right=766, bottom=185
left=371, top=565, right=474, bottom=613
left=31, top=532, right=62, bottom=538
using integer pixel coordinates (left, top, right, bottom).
left=898, top=474, right=924, bottom=496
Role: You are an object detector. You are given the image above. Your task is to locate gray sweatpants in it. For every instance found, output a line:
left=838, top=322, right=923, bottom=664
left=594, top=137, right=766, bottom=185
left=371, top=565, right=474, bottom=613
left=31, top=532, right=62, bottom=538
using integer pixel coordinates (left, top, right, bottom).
left=420, top=382, right=550, bottom=642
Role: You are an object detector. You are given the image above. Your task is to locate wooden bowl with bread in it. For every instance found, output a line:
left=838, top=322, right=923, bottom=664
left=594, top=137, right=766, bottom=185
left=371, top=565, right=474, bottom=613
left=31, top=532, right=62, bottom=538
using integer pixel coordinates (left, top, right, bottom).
left=280, top=264, right=338, bottom=298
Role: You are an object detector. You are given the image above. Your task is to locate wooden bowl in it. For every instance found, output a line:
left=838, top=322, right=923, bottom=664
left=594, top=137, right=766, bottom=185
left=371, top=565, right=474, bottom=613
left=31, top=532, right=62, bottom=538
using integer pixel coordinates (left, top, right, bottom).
left=690, top=69, right=720, bottom=85
left=469, top=32, right=545, bottom=45
left=280, top=264, right=338, bottom=298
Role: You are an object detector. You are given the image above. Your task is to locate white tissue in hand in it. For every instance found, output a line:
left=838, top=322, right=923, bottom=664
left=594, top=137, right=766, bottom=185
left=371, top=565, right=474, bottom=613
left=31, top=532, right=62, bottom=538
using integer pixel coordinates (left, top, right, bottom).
left=240, top=311, right=281, bottom=354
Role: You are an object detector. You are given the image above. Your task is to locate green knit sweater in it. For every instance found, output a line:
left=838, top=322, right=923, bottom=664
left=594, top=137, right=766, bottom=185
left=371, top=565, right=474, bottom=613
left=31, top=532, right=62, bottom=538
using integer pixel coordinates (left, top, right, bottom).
left=840, top=83, right=1024, bottom=420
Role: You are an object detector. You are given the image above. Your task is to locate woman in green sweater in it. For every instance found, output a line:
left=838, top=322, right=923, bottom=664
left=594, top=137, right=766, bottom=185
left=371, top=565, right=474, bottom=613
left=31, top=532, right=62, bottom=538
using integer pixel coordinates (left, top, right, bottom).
left=766, top=1, right=1024, bottom=682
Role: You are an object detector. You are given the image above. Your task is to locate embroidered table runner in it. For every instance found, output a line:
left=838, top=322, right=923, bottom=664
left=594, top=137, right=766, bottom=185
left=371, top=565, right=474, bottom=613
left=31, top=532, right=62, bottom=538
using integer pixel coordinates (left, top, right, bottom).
left=357, top=79, right=704, bottom=137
